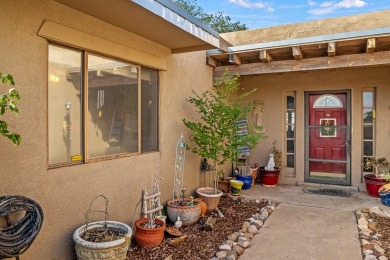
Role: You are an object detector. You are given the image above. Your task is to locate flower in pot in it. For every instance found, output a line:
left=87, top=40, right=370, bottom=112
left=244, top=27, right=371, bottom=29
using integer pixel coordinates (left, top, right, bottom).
left=363, top=157, right=389, bottom=197
left=378, top=171, right=390, bottom=206
left=135, top=175, right=166, bottom=247
left=167, top=193, right=202, bottom=226
left=73, top=195, right=132, bottom=260
left=183, top=70, right=265, bottom=208
left=259, top=141, right=282, bottom=187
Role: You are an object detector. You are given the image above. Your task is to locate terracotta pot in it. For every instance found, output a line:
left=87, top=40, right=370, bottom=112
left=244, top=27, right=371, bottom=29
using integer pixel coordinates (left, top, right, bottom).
left=196, top=199, right=208, bottom=217
left=364, top=174, right=388, bottom=198
left=166, top=199, right=201, bottom=226
left=73, top=221, right=132, bottom=260
left=134, top=218, right=165, bottom=247
left=259, top=167, right=280, bottom=187
left=217, top=177, right=235, bottom=193
left=196, top=187, right=223, bottom=211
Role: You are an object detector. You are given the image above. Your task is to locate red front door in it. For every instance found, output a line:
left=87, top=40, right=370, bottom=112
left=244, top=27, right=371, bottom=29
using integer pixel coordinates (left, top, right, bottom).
left=306, top=91, right=351, bottom=185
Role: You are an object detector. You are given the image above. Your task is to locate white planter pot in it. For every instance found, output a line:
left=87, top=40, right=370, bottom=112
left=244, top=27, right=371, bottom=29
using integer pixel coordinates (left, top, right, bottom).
left=196, top=187, right=223, bottom=211
left=73, top=221, right=132, bottom=260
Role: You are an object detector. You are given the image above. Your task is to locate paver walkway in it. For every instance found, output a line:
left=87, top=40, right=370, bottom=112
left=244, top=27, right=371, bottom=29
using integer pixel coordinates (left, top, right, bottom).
left=239, top=184, right=386, bottom=260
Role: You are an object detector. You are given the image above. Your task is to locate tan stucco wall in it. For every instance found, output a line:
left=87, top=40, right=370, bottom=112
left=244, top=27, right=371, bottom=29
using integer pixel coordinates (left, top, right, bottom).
left=240, top=66, right=390, bottom=188
left=221, top=9, right=390, bottom=46
left=0, top=1, right=213, bottom=259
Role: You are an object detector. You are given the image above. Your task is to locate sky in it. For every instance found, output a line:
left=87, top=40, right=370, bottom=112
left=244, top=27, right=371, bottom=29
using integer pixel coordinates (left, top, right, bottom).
left=195, top=0, right=390, bottom=29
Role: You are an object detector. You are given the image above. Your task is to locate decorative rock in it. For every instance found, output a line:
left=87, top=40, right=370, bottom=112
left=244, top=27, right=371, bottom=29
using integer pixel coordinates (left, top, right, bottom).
left=247, top=225, right=258, bottom=234
left=245, top=232, right=254, bottom=239
left=216, top=251, right=227, bottom=259
left=210, top=257, right=219, bottom=260
left=358, top=225, right=370, bottom=232
left=225, top=250, right=237, bottom=260
left=362, top=243, right=373, bottom=250
left=360, top=230, right=371, bottom=239
left=361, top=239, right=370, bottom=245
left=358, top=218, right=368, bottom=226
left=267, top=205, right=275, bottom=213
left=364, top=255, right=378, bottom=260
left=232, top=245, right=244, bottom=255
left=370, top=207, right=390, bottom=218
left=255, top=199, right=260, bottom=204
left=260, top=208, right=269, bottom=218
left=368, top=223, right=377, bottom=232
left=240, top=227, right=247, bottom=233
left=225, top=240, right=234, bottom=247
left=363, top=249, right=374, bottom=256
left=247, top=217, right=255, bottom=223
left=254, top=213, right=260, bottom=219
left=379, top=256, right=388, bottom=260
left=374, top=245, right=385, bottom=255
left=242, top=221, right=251, bottom=228
left=219, top=244, right=231, bottom=251
left=251, top=221, right=262, bottom=229
left=238, top=236, right=250, bottom=248
left=227, top=234, right=237, bottom=242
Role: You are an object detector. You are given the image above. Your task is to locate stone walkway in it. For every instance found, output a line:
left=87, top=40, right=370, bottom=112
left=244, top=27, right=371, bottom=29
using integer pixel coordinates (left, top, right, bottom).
left=239, top=184, right=387, bottom=260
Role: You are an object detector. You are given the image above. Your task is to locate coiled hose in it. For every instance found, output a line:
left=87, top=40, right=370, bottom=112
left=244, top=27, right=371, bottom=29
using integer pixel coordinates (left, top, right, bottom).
left=0, top=196, right=44, bottom=259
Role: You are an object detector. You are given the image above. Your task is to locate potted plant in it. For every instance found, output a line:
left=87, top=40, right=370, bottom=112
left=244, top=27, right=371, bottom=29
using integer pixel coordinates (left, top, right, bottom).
left=378, top=171, right=390, bottom=206
left=0, top=72, right=21, bottom=145
left=183, top=70, right=265, bottom=209
left=167, top=194, right=202, bottom=226
left=73, top=196, right=132, bottom=260
left=134, top=175, right=166, bottom=247
left=259, top=141, right=282, bottom=187
left=363, top=157, right=389, bottom=197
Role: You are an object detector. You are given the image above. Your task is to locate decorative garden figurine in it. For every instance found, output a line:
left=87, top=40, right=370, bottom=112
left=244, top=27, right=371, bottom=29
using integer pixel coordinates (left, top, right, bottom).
left=174, top=217, right=183, bottom=229
left=265, top=154, right=275, bottom=170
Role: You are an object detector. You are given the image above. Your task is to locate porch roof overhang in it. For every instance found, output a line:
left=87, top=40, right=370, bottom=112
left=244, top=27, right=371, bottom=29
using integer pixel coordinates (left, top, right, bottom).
left=207, top=27, right=390, bottom=77
left=53, top=0, right=219, bottom=53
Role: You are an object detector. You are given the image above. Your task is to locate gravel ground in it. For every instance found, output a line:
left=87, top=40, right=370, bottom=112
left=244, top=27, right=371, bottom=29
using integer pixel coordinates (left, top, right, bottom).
left=128, top=196, right=267, bottom=260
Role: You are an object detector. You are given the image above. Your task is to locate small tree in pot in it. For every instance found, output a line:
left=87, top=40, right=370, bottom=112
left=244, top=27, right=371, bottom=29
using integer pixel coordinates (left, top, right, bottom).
left=183, top=71, right=265, bottom=209
left=363, top=157, right=389, bottom=197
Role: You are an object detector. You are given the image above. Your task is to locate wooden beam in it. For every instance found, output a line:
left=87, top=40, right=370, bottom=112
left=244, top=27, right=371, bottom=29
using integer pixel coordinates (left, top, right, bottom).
left=292, top=46, right=302, bottom=60
left=366, top=38, right=376, bottom=53
left=228, top=54, right=241, bottom=65
left=206, top=56, right=218, bottom=67
left=213, top=51, right=390, bottom=77
left=328, top=42, right=336, bottom=57
left=219, top=37, right=233, bottom=53
left=259, top=50, right=272, bottom=63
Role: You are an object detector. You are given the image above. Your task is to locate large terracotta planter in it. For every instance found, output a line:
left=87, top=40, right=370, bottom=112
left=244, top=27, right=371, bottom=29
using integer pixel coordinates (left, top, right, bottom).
left=259, top=167, right=280, bottom=187
left=167, top=199, right=201, bottom=226
left=73, top=221, right=132, bottom=260
left=364, top=174, right=388, bottom=198
left=134, top=218, right=165, bottom=247
left=196, top=187, right=223, bottom=211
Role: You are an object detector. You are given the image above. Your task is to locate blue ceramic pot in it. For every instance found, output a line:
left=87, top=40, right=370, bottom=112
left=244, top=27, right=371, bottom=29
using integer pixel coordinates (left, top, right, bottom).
left=236, top=175, right=252, bottom=190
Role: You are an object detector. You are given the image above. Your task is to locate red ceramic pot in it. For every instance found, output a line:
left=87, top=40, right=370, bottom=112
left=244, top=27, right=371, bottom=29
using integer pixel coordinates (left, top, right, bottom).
left=364, top=174, right=388, bottom=198
left=259, top=167, right=280, bottom=187
left=135, top=218, right=165, bottom=247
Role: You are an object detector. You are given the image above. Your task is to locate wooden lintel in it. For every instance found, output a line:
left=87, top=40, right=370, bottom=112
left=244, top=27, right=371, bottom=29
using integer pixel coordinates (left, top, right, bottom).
left=259, top=50, right=272, bottom=63
left=213, top=51, right=390, bottom=77
left=328, top=42, right=336, bottom=57
left=219, top=37, right=233, bottom=53
left=228, top=54, right=241, bottom=65
left=366, top=38, right=376, bottom=53
left=292, top=46, right=302, bottom=60
left=206, top=56, right=218, bottom=67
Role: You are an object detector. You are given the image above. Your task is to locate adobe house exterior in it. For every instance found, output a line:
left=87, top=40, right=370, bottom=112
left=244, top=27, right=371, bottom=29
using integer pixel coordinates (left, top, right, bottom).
left=1, top=1, right=390, bottom=259
left=0, top=0, right=218, bottom=259
left=210, top=10, right=390, bottom=190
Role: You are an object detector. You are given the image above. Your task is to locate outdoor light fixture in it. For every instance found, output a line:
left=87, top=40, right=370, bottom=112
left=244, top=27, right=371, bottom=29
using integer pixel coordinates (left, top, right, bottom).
left=65, top=100, right=72, bottom=113
left=48, top=74, right=59, bottom=82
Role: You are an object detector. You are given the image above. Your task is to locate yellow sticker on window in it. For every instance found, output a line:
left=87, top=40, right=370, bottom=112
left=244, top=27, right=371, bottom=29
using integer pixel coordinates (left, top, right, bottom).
left=71, top=155, right=82, bottom=162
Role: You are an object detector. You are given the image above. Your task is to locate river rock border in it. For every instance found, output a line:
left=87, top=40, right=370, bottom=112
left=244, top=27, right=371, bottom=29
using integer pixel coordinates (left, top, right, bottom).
left=355, top=206, right=390, bottom=260
left=210, top=198, right=277, bottom=260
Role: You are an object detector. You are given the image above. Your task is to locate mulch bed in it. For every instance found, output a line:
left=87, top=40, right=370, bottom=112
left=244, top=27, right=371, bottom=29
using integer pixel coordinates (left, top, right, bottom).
left=128, top=196, right=267, bottom=260
left=369, top=212, right=390, bottom=258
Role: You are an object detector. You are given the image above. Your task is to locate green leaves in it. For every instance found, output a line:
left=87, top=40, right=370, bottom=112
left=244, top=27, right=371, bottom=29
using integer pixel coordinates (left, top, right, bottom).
left=175, top=0, right=248, bottom=33
left=0, top=71, right=21, bottom=145
left=183, top=70, right=266, bottom=167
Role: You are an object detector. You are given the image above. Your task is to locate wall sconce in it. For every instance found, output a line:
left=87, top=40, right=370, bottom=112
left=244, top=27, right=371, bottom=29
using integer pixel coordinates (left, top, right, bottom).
left=65, top=100, right=72, bottom=113
left=49, top=74, right=60, bottom=82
